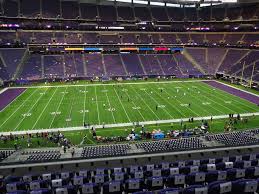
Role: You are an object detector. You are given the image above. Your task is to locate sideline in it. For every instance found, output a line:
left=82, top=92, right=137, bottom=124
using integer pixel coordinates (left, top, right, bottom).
left=8, top=79, right=211, bottom=89
left=0, top=112, right=258, bottom=136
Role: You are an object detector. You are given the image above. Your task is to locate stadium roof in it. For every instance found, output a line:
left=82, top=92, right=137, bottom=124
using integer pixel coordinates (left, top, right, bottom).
left=79, top=0, right=259, bottom=6
left=81, top=0, right=259, bottom=3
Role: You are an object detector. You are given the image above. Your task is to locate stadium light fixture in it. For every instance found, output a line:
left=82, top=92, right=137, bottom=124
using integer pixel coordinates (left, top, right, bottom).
left=221, top=0, right=237, bottom=2
left=166, top=3, right=181, bottom=7
left=116, top=0, right=132, bottom=3
left=204, top=0, right=221, bottom=2
left=184, top=4, right=196, bottom=7
left=133, top=0, right=148, bottom=4
left=199, top=3, right=208, bottom=6
left=150, top=1, right=165, bottom=6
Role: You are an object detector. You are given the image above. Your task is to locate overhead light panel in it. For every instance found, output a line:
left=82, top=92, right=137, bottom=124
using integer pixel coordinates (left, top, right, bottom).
left=133, top=0, right=148, bottom=4
left=221, top=0, right=237, bottom=2
left=200, top=3, right=211, bottom=7
left=116, top=0, right=132, bottom=3
left=166, top=3, right=181, bottom=7
left=150, top=1, right=165, bottom=6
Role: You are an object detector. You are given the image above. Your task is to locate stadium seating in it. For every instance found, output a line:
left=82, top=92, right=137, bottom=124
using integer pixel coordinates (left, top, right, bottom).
left=205, top=131, right=259, bottom=146
left=2, top=2, right=257, bottom=22
left=0, top=150, right=15, bottom=162
left=0, top=3, right=259, bottom=194
left=136, top=137, right=207, bottom=152
left=2, top=151, right=259, bottom=193
left=0, top=46, right=259, bottom=81
left=0, top=31, right=258, bottom=46
left=81, top=144, right=130, bottom=158
left=22, top=150, right=61, bottom=162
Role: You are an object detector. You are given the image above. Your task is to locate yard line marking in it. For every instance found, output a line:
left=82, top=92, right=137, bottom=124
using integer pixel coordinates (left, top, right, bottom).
left=129, top=85, right=160, bottom=120
left=198, top=83, right=256, bottom=113
left=113, top=86, right=131, bottom=123
left=142, top=87, right=174, bottom=119
left=31, top=87, right=58, bottom=129
left=172, top=83, right=218, bottom=116
left=104, top=85, right=116, bottom=123
left=83, top=85, right=87, bottom=124
left=123, top=87, right=146, bottom=121
left=147, top=84, right=188, bottom=118
left=66, top=87, right=77, bottom=124
left=0, top=89, right=38, bottom=129
left=49, top=87, right=68, bottom=128
left=13, top=88, right=49, bottom=131
left=179, top=82, right=229, bottom=115
left=94, top=86, right=101, bottom=125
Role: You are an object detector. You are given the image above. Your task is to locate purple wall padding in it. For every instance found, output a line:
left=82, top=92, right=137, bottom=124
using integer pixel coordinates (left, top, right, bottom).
left=0, top=88, right=26, bottom=111
left=204, top=81, right=259, bottom=105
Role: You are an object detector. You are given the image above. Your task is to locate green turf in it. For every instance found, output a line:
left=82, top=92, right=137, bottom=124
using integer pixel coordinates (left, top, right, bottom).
left=2, top=116, right=259, bottom=148
left=0, top=80, right=259, bottom=132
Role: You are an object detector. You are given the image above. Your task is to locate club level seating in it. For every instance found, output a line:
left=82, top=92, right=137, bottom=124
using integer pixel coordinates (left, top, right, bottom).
left=0, top=31, right=258, bottom=46
left=2, top=151, right=259, bottom=193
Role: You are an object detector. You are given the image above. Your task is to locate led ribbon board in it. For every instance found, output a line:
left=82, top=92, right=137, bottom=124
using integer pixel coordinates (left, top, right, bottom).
left=139, top=47, right=154, bottom=51
left=84, top=48, right=103, bottom=51
left=65, top=48, right=84, bottom=51
left=154, top=47, right=169, bottom=51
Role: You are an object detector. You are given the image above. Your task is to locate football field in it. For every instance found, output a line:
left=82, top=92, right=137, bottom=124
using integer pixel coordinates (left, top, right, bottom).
left=0, top=80, right=259, bottom=132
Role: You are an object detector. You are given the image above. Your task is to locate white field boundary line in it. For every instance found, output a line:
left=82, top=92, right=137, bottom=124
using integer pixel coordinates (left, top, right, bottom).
left=0, top=88, right=27, bottom=113
left=195, top=83, right=244, bottom=114
left=0, top=89, right=38, bottom=129
left=8, top=79, right=212, bottom=89
left=13, top=88, right=48, bottom=131
left=215, top=80, right=259, bottom=98
left=1, top=112, right=259, bottom=136
left=0, top=88, right=8, bottom=94
left=200, top=82, right=259, bottom=113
